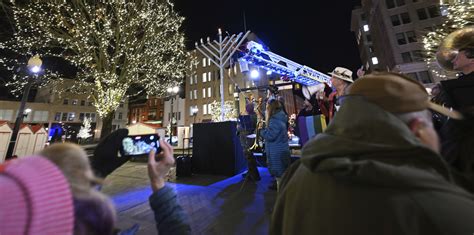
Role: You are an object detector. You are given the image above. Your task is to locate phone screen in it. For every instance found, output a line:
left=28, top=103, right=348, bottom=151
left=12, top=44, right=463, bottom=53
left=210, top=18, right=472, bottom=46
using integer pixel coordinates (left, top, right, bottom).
left=122, top=134, right=161, bottom=156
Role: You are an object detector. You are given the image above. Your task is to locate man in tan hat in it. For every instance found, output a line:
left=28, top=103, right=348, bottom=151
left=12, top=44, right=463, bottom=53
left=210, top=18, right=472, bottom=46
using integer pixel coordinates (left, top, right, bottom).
left=316, top=67, right=354, bottom=121
left=270, top=72, right=473, bottom=235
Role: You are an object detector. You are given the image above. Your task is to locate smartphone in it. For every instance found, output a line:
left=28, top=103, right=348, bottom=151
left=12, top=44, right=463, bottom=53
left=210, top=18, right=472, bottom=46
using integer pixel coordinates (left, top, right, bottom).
left=122, top=134, right=161, bottom=157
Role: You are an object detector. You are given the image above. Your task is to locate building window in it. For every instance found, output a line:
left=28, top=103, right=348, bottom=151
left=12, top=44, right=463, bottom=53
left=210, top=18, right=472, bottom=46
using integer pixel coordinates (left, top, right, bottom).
left=193, top=90, right=197, bottom=99
left=427, top=6, right=440, bottom=18
left=396, top=33, right=407, bottom=45
left=118, top=112, right=123, bottom=120
left=207, top=87, right=211, bottom=98
left=61, top=113, right=68, bottom=121
left=202, top=58, right=207, bottom=67
left=80, top=100, right=85, bottom=106
left=400, top=12, right=411, bottom=24
left=363, top=24, right=369, bottom=32
left=55, top=112, right=62, bottom=121
left=208, top=71, right=212, bottom=81
left=406, top=31, right=417, bottom=43
left=178, top=112, right=181, bottom=120
left=194, top=75, right=198, bottom=84
left=91, top=113, right=96, bottom=122
left=190, top=76, right=193, bottom=85
left=32, top=111, right=48, bottom=122
left=203, top=104, right=207, bottom=115
left=189, top=91, right=193, bottom=100
left=228, top=84, right=234, bottom=95
left=391, top=15, right=401, bottom=26
left=371, top=57, right=379, bottom=65
left=417, top=8, right=428, bottom=20
left=88, top=101, right=93, bottom=106
left=407, top=72, right=417, bottom=80
left=407, top=71, right=432, bottom=84
left=63, top=99, right=69, bottom=105
left=79, top=113, right=85, bottom=121
left=418, top=71, right=432, bottom=83
left=412, top=50, right=424, bottom=61
left=202, top=88, right=206, bottom=98
left=119, top=102, right=124, bottom=108
left=402, top=52, right=413, bottom=63
left=72, top=99, right=78, bottom=105
left=0, top=109, right=13, bottom=121
left=202, top=73, right=207, bottom=83
left=67, top=112, right=75, bottom=121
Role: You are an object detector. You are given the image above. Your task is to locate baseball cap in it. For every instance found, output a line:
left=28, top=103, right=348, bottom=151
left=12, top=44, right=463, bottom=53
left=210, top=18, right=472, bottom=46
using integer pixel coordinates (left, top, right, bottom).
left=347, top=72, right=463, bottom=120
left=0, top=157, right=74, bottom=234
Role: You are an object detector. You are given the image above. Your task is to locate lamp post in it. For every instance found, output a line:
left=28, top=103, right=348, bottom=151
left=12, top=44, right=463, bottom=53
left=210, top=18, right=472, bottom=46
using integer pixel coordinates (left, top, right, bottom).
left=167, top=86, right=179, bottom=144
left=6, top=55, right=42, bottom=159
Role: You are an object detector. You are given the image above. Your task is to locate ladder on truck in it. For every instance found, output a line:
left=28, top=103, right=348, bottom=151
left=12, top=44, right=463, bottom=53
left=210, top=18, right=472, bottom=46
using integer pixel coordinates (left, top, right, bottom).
left=239, top=41, right=332, bottom=87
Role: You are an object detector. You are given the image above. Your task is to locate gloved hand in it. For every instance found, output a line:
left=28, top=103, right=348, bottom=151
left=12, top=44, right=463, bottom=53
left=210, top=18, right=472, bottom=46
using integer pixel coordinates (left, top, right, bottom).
left=90, top=129, right=130, bottom=178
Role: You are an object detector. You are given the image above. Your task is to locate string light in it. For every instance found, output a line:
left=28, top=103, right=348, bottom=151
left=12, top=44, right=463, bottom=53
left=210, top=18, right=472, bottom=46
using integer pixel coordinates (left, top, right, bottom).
left=209, top=100, right=237, bottom=122
left=0, top=0, right=188, bottom=118
left=422, top=3, right=473, bottom=80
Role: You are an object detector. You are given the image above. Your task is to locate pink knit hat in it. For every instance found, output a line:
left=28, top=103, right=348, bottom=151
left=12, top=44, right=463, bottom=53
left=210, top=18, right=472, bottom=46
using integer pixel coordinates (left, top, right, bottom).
left=0, top=157, right=74, bottom=235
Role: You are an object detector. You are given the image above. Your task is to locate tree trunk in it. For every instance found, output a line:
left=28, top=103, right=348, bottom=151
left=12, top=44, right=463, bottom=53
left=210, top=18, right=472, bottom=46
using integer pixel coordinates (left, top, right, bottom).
left=100, top=111, right=115, bottom=140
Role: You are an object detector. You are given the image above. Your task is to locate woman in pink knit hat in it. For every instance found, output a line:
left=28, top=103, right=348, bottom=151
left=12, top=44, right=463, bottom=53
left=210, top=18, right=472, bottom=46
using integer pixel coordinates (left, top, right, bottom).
left=0, top=156, right=74, bottom=235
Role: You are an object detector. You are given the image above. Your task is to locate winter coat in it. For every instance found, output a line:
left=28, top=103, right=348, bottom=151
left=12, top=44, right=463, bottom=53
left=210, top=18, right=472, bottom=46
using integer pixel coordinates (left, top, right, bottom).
left=270, top=96, right=474, bottom=235
left=260, top=110, right=290, bottom=177
left=149, top=185, right=191, bottom=235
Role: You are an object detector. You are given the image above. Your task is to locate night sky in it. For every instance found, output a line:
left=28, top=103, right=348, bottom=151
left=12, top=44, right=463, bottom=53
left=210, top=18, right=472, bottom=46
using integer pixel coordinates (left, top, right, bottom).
left=174, top=0, right=363, bottom=74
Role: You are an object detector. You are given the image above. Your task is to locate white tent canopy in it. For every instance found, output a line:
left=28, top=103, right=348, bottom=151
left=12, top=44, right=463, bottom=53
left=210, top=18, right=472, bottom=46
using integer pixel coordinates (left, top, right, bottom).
left=0, top=122, right=12, bottom=162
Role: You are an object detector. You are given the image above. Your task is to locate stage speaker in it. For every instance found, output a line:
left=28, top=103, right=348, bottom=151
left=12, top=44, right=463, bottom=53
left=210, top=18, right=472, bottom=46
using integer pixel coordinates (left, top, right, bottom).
left=192, top=121, right=247, bottom=176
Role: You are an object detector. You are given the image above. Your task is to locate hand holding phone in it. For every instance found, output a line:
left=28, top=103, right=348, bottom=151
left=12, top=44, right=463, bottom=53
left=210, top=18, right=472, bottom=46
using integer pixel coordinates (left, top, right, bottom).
left=122, top=134, right=161, bottom=157
left=148, top=139, right=175, bottom=192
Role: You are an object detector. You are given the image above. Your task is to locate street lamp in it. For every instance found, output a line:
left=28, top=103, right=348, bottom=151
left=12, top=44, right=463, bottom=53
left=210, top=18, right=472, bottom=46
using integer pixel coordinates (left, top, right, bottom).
left=168, top=86, right=179, bottom=144
left=250, top=69, right=260, bottom=79
left=6, top=55, right=42, bottom=159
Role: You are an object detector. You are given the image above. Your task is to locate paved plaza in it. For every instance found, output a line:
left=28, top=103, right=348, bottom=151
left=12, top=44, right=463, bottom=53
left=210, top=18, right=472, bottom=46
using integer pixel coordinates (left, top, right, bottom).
left=102, top=161, right=277, bottom=235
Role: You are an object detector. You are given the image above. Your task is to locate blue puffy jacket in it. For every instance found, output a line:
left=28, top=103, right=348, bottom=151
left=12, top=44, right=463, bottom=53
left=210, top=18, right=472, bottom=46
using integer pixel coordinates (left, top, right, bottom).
left=260, top=110, right=291, bottom=177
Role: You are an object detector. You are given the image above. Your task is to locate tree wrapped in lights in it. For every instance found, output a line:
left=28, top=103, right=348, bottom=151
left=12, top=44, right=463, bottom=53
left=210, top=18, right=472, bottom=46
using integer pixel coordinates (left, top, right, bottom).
left=0, top=0, right=187, bottom=137
left=209, top=100, right=236, bottom=122
left=78, top=117, right=93, bottom=142
left=422, top=3, right=474, bottom=79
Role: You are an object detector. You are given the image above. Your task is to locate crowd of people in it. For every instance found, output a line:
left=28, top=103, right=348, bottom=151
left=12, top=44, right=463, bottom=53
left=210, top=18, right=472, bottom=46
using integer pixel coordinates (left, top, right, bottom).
left=1, top=130, right=191, bottom=235
left=1, top=33, right=473, bottom=235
